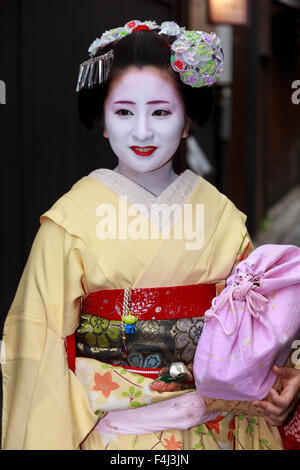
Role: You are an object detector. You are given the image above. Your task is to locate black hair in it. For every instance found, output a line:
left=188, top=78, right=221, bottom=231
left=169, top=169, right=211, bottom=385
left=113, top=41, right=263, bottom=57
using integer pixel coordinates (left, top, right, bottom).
left=78, top=29, right=214, bottom=130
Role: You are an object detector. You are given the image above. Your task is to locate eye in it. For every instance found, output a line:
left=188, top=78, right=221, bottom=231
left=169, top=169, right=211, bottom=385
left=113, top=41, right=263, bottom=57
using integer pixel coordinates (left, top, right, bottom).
left=115, top=109, right=133, bottom=116
left=152, top=110, right=171, bottom=117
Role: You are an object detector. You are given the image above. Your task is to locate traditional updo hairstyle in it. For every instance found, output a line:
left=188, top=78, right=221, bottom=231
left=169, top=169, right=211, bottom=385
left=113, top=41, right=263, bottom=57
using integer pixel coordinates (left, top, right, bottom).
left=78, top=29, right=214, bottom=130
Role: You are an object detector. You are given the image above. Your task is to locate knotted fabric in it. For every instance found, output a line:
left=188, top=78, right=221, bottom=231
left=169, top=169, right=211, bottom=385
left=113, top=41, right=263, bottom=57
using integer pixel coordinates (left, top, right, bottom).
left=194, top=244, right=300, bottom=402
left=205, top=272, right=269, bottom=336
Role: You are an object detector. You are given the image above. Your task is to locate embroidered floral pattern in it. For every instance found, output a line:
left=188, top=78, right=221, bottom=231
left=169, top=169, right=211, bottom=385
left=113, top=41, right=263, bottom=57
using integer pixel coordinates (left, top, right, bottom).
left=205, top=415, right=224, bottom=434
left=76, top=313, right=121, bottom=348
left=128, top=352, right=162, bottom=369
left=171, top=318, right=204, bottom=362
left=76, top=315, right=205, bottom=369
left=93, top=371, right=120, bottom=398
left=75, top=357, right=283, bottom=451
left=163, top=434, right=182, bottom=450
left=115, top=288, right=159, bottom=319
left=140, top=320, right=160, bottom=340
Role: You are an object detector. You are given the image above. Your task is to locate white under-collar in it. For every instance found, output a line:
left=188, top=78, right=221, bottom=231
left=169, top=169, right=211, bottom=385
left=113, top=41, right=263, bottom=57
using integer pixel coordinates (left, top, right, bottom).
left=89, top=168, right=199, bottom=234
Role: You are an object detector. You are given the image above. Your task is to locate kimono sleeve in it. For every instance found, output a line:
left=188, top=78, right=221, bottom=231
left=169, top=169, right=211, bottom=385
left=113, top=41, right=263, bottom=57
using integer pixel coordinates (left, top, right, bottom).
left=1, top=218, right=98, bottom=450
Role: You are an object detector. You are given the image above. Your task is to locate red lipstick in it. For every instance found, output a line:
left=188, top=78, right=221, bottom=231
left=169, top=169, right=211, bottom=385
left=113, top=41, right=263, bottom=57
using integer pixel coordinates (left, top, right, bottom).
left=130, top=146, right=157, bottom=157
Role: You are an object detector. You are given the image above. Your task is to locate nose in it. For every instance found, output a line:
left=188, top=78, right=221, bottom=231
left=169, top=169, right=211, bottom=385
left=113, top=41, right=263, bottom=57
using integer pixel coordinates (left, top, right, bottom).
left=131, top=114, right=154, bottom=141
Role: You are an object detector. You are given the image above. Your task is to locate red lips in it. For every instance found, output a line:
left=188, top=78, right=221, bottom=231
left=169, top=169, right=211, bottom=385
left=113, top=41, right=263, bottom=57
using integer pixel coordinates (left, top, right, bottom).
left=130, top=146, right=157, bottom=157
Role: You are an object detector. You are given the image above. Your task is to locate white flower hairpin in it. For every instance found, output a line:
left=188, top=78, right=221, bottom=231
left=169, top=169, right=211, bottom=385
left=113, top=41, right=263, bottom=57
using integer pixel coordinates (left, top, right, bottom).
left=76, top=20, right=224, bottom=92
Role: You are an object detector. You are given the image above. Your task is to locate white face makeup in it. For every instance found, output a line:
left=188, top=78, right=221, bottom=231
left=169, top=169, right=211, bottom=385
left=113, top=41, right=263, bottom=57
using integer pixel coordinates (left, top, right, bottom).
left=103, top=66, right=189, bottom=174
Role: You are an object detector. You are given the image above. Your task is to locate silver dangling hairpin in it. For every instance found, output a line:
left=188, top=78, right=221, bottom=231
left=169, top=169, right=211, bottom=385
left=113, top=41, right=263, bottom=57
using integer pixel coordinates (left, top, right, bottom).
left=76, top=49, right=114, bottom=92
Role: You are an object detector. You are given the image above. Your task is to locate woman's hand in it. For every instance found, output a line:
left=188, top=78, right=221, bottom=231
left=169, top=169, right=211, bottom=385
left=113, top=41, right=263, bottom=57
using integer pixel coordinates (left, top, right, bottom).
left=252, top=365, right=300, bottom=426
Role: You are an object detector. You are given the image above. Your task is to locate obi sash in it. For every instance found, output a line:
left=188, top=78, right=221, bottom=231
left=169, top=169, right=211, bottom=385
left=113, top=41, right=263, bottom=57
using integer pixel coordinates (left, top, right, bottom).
left=65, top=283, right=218, bottom=376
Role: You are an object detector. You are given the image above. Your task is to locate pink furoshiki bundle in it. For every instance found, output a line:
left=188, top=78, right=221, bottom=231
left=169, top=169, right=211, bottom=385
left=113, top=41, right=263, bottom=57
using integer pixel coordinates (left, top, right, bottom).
left=194, top=244, right=300, bottom=402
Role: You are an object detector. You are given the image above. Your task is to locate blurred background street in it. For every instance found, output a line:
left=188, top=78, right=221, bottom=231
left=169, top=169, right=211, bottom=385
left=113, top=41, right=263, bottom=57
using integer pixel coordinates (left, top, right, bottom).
left=254, top=182, right=300, bottom=247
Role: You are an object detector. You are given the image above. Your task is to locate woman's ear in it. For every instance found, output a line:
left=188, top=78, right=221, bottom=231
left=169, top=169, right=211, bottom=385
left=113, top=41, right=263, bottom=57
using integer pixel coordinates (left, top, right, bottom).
left=100, top=116, right=108, bottom=138
left=182, top=117, right=191, bottom=139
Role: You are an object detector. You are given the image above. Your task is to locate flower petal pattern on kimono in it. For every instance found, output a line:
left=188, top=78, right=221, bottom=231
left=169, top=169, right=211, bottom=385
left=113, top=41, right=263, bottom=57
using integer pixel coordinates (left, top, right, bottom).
left=163, top=434, right=182, bottom=450
left=93, top=371, right=120, bottom=398
left=206, top=415, right=224, bottom=434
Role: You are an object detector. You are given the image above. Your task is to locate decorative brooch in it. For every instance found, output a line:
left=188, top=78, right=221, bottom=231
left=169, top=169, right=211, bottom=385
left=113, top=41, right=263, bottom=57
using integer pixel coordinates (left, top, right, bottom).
left=150, top=362, right=195, bottom=392
left=76, top=20, right=224, bottom=92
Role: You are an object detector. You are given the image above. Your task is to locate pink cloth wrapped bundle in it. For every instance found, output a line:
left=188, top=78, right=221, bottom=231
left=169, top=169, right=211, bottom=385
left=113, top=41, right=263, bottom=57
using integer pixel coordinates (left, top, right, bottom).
left=194, top=245, right=300, bottom=402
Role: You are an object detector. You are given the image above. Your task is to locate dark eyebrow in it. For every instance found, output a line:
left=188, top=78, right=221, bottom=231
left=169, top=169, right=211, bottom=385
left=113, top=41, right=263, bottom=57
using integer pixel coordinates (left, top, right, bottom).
left=113, top=100, right=171, bottom=105
left=147, top=100, right=171, bottom=105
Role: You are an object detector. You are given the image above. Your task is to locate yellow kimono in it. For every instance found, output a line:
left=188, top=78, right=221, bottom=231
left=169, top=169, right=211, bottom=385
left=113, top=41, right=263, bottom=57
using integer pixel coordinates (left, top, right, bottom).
left=1, top=169, right=284, bottom=450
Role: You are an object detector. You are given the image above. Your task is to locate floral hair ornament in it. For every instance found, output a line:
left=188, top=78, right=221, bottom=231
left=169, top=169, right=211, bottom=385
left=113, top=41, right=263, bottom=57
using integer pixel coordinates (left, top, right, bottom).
left=76, top=20, right=224, bottom=92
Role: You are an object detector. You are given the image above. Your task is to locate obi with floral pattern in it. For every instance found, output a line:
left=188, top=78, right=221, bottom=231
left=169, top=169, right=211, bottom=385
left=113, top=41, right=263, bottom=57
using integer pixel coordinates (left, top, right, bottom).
left=75, top=284, right=217, bottom=370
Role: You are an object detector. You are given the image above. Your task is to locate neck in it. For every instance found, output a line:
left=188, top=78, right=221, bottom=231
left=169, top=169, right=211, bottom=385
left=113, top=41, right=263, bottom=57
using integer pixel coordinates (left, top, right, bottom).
left=113, top=160, right=179, bottom=196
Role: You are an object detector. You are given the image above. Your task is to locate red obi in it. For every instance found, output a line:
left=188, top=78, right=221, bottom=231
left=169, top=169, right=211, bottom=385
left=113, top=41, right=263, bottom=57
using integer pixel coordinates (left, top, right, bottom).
left=80, top=283, right=217, bottom=321
left=65, top=283, right=217, bottom=377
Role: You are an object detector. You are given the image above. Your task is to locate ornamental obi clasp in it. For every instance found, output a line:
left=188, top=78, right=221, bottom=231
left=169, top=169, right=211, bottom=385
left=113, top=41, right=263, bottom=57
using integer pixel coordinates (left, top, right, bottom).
left=158, top=362, right=194, bottom=383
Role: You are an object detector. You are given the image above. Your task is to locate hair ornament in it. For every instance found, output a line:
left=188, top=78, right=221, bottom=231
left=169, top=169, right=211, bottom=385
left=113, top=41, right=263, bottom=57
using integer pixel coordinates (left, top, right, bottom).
left=171, top=30, right=224, bottom=87
left=159, top=21, right=182, bottom=36
left=76, top=20, right=224, bottom=92
left=76, top=50, right=114, bottom=92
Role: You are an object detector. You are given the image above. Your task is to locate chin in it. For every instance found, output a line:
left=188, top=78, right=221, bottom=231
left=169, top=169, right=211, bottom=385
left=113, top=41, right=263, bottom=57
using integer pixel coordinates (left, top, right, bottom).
left=120, top=156, right=164, bottom=172
left=134, top=162, right=167, bottom=173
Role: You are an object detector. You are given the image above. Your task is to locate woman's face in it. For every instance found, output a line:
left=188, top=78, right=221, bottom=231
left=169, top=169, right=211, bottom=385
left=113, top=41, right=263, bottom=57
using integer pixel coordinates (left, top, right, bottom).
left=103, top=66, right=190, bottom=173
